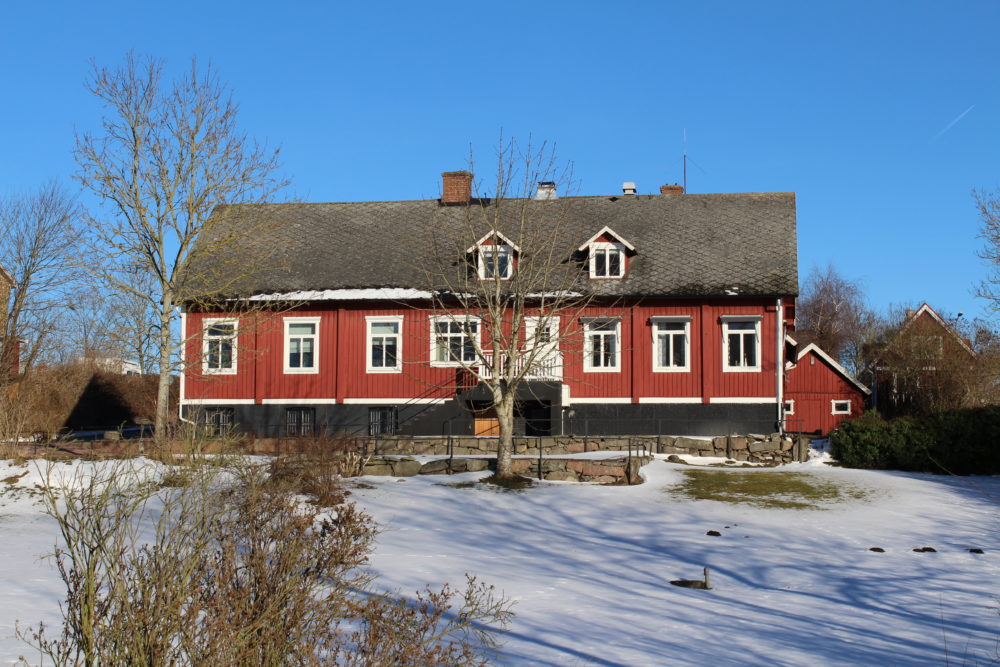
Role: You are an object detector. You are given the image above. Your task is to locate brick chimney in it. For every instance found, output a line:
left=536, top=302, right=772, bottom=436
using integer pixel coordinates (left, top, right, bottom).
left=441, top=171, right=473, bottom=204
left=660, top=184, right=684, bottom=195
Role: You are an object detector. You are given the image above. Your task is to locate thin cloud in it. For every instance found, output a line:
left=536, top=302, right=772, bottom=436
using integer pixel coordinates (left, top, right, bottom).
left=932, top=105, right=975, bottom=141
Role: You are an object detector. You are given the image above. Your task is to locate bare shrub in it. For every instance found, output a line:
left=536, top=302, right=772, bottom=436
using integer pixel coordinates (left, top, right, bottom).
left=21, top=458, right=513, bottom=665
left=268, top=436, right=372, bottom=506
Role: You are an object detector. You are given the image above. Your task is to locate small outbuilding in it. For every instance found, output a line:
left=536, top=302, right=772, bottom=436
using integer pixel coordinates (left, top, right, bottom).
left=785, top=342, right=870, bottom=435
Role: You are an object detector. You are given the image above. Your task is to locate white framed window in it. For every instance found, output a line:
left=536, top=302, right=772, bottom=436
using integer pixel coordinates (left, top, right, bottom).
left=832, top=400, right=851, bottom=415
left=366, top=315, right=403, bottom=373
left=584, top=318, right=621, bottom=372
left=477, top=245, right=513, bottom=280
left=784, top=400, right=795, bottom=415
left=284, top=317, right=320, bottom=374
left=203, top=319, right=237, bottom=374
left=651, top=317, right=691, bottom=372
left=722, top=316, right=762, bottom=372
left=430, top=316, right=480, bottom=367
left=589, top=242, right=625, bottom=279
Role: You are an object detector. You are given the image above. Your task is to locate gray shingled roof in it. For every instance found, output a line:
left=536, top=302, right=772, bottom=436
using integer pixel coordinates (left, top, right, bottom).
left=193, top=192, right=797, bottom=299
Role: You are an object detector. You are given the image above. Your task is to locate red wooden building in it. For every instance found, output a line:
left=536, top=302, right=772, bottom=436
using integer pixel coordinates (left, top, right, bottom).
left=181, top=172, right=806, bottom=438
left=784, top=341, right=870, bottom=435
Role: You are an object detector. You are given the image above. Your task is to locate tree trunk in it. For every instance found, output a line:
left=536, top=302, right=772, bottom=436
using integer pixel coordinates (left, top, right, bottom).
left=493, top=389, right=516, bottom=479
left=154, top=296, right=174, bottom=450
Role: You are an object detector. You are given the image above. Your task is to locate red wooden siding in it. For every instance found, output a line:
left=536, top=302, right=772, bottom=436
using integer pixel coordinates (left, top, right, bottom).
left=785, top=349, right=865, bottom=435
left=183, top=297, right=788, bottom=407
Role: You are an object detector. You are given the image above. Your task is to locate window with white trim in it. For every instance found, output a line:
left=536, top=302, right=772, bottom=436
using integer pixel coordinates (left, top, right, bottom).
left=589, top=242, right=625, bottom=279
left=832, top=400, right=851, bottom=415
left=284, top=318, right=319, bottom=373
left=652, top=317, right=690, bottom=372
left=204, top=319, right=237, bottom=374
left=478, top=245, right=513, bottom=280
left=784, top=400, right=795, bottom=415
left=366, top=316, right=402, bottom=373
left=584, top=318, right=620, bottom=372
left=431, top=317, right=480, bottom=366
left=722, top=317, right=761, bottom=372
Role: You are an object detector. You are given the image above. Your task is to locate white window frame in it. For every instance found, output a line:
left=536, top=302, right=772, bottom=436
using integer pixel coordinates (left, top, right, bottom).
left=651, top=316, right=691, bottom=372
left=429, top=316, right=481, bottom=368
left=366, top=315, right=403, bottom=373
left=583, top=317, right=621, bottom=373
left=203, top=318, right=238, bottom=375
left=784, top=399, right=795, bottom=415
left=477, top=244, right=513, bottom=280
left=283, top=317, right=320, bottom=374
left=589, top=242, right=626, bottom=279
left=831, top=399, right=851, bottom=415
left=722, top=316, right=762, bottom=373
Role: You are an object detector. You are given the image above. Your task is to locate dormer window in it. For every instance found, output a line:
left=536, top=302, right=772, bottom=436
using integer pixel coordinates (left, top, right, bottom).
left=579, top=226, right=635, bottom=280
left=479, top=245, right=513, bottom=280
left=467, top=231, right=519, bottom=281
left=590, top=243, right=625, bottom=279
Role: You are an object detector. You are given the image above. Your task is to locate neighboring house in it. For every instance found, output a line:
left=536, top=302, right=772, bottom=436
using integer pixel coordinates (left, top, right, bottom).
left=784, top=338, right=870, bottom=435
left=870, top=303, right=976, bottom=417
left=75, top=357, right=143, bottom=376
left=0, top=263, right=19, bottom=377
left=180, top=172, right=799, bottom=438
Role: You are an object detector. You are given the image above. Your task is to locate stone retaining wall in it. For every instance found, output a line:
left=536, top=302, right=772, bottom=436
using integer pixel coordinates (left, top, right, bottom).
left=368, top=433, right=809, bottom=464
left=361, top=455, right=651, bottom=484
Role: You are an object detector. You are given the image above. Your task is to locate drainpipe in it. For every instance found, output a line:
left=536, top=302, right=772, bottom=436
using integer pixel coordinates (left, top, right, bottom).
left=775, top=298, right=784, bottom=434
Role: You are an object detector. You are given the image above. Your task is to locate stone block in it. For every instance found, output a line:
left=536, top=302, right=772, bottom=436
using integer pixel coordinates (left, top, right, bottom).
left=748, top=440, right=781, bottom=453
left=363, top=463, right=393, bottom=476
left=545, top=470, right=579, bottom=482
left=713, top=436, right=728, bottom=450
left=588, top=475, right=619, bottom=484
left=780, top=439, right=793, bottom=451
left=390, top=458, right=422, bottom=477
left=464, top=459, right=489, bottom=472
left=729, top=437, right=749, bottom=450
left=675, top=437, right=713, bottom=451
left=419, top=459, right=451, bottom=475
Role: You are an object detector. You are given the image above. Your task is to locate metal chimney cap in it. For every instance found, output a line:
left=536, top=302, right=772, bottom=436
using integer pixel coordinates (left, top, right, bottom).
left=622, top=181, right=637, bottom=195
left=534, top=181, right=557, bottom=200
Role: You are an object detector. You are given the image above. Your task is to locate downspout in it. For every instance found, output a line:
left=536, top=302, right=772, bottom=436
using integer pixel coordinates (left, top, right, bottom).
left=775, top=298, right=784, bottom=434
left=178, top=311, right=195, bottom=426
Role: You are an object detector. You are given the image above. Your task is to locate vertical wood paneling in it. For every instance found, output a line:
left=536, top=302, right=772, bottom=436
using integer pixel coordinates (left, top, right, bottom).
left=785, top=349, right=866, bottom=434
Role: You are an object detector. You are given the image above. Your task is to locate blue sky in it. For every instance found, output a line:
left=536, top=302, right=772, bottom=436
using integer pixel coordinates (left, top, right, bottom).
left=2, top=1, right=998, bottom=321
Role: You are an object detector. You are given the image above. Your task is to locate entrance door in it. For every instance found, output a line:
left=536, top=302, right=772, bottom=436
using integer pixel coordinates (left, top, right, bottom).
left=474, top=411, right=500, bottom=436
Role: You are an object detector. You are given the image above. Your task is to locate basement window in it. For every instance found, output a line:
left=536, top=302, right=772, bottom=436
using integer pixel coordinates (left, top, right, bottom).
left=285, top=407, right=315, bottom=437
left=369, top=406, right=398, bottom=435
left=202, top=407, right=234, bottom=437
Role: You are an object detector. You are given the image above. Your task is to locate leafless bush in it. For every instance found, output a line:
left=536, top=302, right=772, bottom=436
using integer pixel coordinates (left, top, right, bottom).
left=20, top=458, right=513, bottom=665
left=269, top=436, right=371, bottom=505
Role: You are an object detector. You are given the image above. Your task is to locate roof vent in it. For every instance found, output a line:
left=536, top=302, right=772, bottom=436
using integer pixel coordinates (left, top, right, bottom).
left=534, top=181, right=557, bottom=200
left=622, top=182, right=637, bottom=195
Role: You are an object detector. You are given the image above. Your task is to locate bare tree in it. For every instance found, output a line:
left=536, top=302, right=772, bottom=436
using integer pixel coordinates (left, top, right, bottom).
left=418, top=140, right=598, bottom=480
left=796, top=264, right=879, bottom=376
left=74, top=52, right=288, bottom=444
left=0, top=181, right=82, bottom=378
left=975, top=186, right=1000, bottom=313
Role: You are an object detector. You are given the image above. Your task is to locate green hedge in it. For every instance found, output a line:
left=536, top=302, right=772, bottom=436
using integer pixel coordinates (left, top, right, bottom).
left=830, top=407, right=1000, bottom=475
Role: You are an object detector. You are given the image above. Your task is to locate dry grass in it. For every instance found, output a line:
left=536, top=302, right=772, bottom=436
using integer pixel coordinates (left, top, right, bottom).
left=667, top=469, right=871, bottom=510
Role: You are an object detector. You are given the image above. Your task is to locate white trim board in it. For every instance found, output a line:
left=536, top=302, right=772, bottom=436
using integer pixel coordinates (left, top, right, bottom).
left=570, top=397, right=632, bottom=404
left=708, top=397, right=777, bottom=404
left=180, top=398, right=254, bottom=406
left=637, top=397, right=702, bottom=404
left=261, top=398, right=337, bottom=405
left=341, top=398, right=449, bottom=405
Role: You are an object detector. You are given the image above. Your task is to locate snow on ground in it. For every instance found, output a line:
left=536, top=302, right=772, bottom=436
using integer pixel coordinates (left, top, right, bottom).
left=0, top=456, right=998, bottom=665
